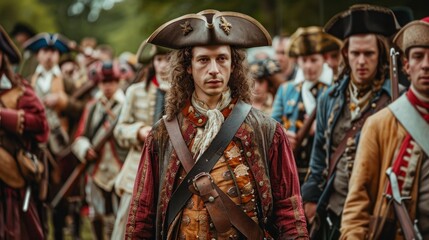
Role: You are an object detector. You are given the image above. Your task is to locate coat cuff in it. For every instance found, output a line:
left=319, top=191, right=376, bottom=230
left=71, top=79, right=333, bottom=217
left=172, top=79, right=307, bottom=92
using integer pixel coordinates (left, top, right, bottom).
left=301, top=181, right=323, bottom=203
left=0, top=108, right=24, bottom=134
left=114, top=122, right=145, bottom=148
left=71, top=137, right=92, bottom=163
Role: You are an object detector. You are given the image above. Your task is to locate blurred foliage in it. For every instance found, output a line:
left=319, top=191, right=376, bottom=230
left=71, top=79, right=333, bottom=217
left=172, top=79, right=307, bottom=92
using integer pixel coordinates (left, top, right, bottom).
left=1, top=0, right=427, bottom=56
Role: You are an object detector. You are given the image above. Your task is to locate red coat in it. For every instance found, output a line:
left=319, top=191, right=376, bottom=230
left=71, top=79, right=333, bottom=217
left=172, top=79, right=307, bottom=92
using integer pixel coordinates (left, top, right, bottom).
left=0, top=77, right=49, bottom=240
left=126, top=100, right=308, bottom=239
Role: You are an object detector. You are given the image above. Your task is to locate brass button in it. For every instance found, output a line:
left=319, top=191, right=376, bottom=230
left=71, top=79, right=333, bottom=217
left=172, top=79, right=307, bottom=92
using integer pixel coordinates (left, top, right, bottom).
left=371, top=103, right=376, bottom=108
left=246, top=152, right=252, bottom=157
left=198, top=118, right=203, bottom=124
left=259, top=181, right=264, bottom=186
left=208, top=196, right=215, bottom=202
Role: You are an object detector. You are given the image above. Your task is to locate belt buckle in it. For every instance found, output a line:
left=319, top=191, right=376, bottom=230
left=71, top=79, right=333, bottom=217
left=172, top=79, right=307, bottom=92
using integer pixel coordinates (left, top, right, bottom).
left=192, top=172, right=213, bottom=191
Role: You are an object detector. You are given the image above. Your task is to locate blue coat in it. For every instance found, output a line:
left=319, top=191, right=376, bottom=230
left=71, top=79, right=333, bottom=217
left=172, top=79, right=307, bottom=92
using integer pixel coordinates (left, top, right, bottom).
left=301, top=76, right=393, bottom=203
left=271, top=81, right=329, bottom=184
left=271, top=81, right=329, bottom=132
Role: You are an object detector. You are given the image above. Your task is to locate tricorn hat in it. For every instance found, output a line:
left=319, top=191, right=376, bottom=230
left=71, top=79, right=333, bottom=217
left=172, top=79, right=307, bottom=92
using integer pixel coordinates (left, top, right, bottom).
left=136, top=40, right=171, bottom=64
left=10, top=22, right=36, bottom=38
left=0, top=25, right=21, bottom=64
left=288, top=26, right=342, bottom=57
left=324, top=4, right=401, bottom=40
left=393, top=20, right=429, bottom=55
left=23, top=33, right=71, bottom=54
left=146, top=9, right=272, bottom=49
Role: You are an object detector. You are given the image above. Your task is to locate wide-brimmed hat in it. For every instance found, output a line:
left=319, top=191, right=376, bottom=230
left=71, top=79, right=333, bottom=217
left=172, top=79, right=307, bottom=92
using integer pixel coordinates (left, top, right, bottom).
left=324, top=4, right=401, bottom=40
left=23, top=33, right=71, bottom=54
left=146, top=9, right=271, bottom=49
left=0, top=25, right=21, bottom=64
left=393, top=20, right=429, bottom=54
left=288, top=26, right=342, bottom=57
left=136, top=41, right=171, bottom=64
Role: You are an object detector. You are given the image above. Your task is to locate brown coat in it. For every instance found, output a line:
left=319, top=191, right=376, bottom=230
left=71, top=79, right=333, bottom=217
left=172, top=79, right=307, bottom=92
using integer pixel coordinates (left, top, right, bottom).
left=340, top=108, right=422, bottom=240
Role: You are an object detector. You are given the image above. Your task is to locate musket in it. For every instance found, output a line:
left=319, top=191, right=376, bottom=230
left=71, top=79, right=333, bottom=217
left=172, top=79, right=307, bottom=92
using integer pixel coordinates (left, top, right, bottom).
left=293, top=108, right=316, bottom=154
left=386, top=167, right=422, bottom=240
left=389, top=48, right=400, bottom=101
left=50, top=117, right=119, bottom=208
left=50, top=66, right=145, bottom=208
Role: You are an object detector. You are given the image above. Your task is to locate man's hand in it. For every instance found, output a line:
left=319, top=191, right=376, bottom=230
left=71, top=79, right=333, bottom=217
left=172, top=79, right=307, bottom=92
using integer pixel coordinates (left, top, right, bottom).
left=304, top=202, right=317, bottom=224
left=137, top=126, right=152, bottom=142
left=85, top=148, right=98, bottom=162
left=286, top=130, right=297, bottom=150
left=44, top=93, right=59, bottom=108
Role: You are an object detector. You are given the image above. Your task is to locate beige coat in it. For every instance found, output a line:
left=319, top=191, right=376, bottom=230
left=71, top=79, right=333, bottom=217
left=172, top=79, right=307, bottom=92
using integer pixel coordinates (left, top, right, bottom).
left=340, top=108, right=423, bottom=240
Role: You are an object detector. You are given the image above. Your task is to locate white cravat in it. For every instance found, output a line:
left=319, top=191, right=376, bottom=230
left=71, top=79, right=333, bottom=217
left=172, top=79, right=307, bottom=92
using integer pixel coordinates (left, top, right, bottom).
left=191, top=89, right=232, bottom=161
left=301, top=80, right=317, bottom=115
left=35, top=65, right=61, bottom=94
left=0, top=74, right=13, bottom=90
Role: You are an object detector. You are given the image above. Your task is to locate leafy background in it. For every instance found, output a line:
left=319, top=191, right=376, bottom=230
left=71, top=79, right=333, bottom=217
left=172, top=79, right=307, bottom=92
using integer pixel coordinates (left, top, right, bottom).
left=1, top=0, right=427, bottom=56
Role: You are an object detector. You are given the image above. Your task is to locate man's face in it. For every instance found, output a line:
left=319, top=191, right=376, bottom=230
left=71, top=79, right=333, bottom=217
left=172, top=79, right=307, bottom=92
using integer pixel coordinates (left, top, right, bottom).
left=274, top=38, right=291, bottom=72
left=254, top=78, right=269, bottom=99
left=298, top=54, right=325, bottom=82
left=346, top=34, right=379, bottom=85
left=153, top=54, right=169, bottom=76
left=405, top=47, right=429, bottom=97
left=324, top=50, right=341, bottom=73
left=98, top=80, right=119, bottom=99
left=61, top=62, right=79, bottom=80
left=37, top=48, right=60, bottom=70
left=188, top=45, right=232, bottom=103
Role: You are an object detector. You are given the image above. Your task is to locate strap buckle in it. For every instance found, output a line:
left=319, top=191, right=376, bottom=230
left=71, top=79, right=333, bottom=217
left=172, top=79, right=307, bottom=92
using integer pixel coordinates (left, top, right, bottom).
left=192, top=172, right=213, bottom=192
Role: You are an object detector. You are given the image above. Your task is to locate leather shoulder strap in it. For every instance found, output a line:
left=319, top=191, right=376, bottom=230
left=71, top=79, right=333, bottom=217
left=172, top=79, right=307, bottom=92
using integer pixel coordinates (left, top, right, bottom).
left=163, top=115, right=194, bottom=171
left=389, top=94, right=429, bottom=156
left=328, top=93, right=390, bottom=178
left=163, top=100, right=251, bottom=232
left=163, top=101, right=267, bottom=239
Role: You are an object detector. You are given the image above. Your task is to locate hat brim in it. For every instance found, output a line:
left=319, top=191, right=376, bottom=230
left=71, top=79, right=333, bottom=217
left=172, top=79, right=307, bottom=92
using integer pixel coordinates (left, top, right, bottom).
left=147, top=10, right=272, bottom=49
left=23, top=33, right=70, bottom=54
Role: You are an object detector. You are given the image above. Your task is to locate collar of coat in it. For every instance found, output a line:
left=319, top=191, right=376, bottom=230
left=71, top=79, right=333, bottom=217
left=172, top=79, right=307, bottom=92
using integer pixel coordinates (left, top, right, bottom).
left=181, top=98, right=238, bottom=127
left=328, top=75, right=393, bottom=98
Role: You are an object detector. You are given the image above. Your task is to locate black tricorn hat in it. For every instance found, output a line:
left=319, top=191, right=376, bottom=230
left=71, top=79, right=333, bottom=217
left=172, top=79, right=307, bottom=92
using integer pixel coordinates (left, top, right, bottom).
left=0, top=25, right=21, bottom=64
left=23, top=33, right=71, bottom=54
left=288, top=26, right=342, bottom=57
left=146, top=9, right=272, bottom=49
left=10, top=22, right=36, bottom=37
left=324, top=4, right=401, bottom=40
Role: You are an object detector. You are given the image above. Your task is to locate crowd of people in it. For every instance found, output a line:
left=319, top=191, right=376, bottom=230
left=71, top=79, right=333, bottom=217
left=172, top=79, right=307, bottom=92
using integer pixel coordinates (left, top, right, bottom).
left=0, top=3, right=428, bottom=240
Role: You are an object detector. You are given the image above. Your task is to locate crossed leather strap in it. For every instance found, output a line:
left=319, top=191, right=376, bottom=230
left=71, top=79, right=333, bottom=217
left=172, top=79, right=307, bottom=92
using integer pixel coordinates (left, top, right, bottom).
left=163, top=100, right=267, bottom=240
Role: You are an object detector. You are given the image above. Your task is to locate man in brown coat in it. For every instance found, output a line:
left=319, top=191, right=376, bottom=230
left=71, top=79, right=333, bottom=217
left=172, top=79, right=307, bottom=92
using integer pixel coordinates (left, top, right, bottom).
left=341, top=19, right=429, bottom=239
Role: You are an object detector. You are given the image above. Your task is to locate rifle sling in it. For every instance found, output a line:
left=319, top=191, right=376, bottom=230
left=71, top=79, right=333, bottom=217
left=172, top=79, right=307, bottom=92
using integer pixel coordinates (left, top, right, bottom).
left=328, top=93, right=390, bottom=178
left=163, top=100, right=264, bottom=238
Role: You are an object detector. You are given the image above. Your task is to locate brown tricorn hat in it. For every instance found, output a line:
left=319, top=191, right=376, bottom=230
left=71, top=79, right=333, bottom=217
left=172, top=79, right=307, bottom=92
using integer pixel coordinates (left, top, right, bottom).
left=288, top=26, right=342, bottom=57
left=136, top=40, right=171, bottom=64
left=393, top=20, right=429, bottom=55
left=324, top=4, right=401, bottom=40
left=146, top=9, right=272, bottom=49
left=0, top=25, right=21, bottom=64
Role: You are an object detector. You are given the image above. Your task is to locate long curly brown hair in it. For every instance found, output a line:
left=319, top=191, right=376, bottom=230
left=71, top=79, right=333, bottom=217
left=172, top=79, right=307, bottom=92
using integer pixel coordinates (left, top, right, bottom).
left=164, top=46, right=253, bottom=120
